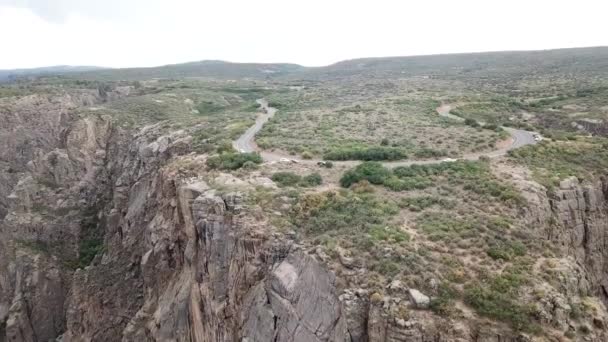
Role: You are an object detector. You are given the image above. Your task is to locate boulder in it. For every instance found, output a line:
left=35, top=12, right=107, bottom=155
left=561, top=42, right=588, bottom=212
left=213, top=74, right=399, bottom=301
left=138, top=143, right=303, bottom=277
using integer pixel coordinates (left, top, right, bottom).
left=408, top=289, right=430, bottom=309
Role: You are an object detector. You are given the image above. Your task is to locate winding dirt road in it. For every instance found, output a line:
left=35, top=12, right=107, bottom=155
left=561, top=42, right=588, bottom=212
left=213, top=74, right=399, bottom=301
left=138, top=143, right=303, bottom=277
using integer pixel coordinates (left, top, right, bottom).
left=234, top=100, right=538, bottom=167
left=233, top=99, right=277, bottom=153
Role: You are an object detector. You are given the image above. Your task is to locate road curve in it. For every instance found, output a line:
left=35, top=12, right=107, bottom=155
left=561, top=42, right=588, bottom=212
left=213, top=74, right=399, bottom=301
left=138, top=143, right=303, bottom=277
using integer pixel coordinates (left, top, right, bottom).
left=234, top=100, right=538, bottom=167
left=233, top=99, right=277, bottom=153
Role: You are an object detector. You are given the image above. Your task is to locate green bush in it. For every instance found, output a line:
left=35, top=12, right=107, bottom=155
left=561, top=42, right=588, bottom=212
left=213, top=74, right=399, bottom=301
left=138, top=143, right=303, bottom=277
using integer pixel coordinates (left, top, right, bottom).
left=216, top=140, right=235, bottom=154
left=464, top=270, right=536, bottom=331
left=414, top=148, right=447, bottom=159
left=74, top=206, right=105, bottom=269
left=390, top=161, right=524, bottom=203
left=293, top=191, right=399, bottom=236
left=399, top=196, right=456, bottom=211
left=381, top=176, right=432, bottom=191
left=324, top=147, right=407, bottom=161
left=340, top=160, right=522, bottom=202
left=197, top=101, right=224, bottom=114
left=271, top=172, right=323, bottom=187
left=465, top=118, right=480, bottom=127
left=271, top=172, right=302, bottom=187
left=301, top=173, right=323, bottom=187
left=340, top=162, right=391, bottom=187
left=206, top=152, right=263, bottom=170
left=268, top=100, right=286, bottom=109
left=487, top=241, right=526, bottom=261
left=369, top=225, right=409, bottom=243
left=430, top=283, right=458, bottom=316
left=301, top=151, right=313, bottom=159
left=319, top=161, right=334, bottom=168
left=242, top=161, right=259, bottom=170
left=416, top=212, right=479, bottom=241
left=509, top=139, right=608, bottom=188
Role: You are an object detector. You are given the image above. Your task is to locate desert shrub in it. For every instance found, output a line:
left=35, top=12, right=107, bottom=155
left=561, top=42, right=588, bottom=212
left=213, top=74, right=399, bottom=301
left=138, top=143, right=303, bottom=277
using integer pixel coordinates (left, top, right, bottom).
left=416, top=212, right=479, bottom=241
left=382, top=176, right=433, bottom=191
left=463, top=179, right=523, bottom=204
left=292, top=191, right=399, bottom=236
left=351, top=180, right=375, bottom=193
left=392, top=161, right=524, bottom=203
left=464, top=267, right=536, bottom=331
left=272, top=172, right=323, bottom=187
left=369, top=257, right=401, bottom=277
left=271, top=172, right=302, bottom=187
left=399, top=196, right=456, bottom=211
left=206, top=152, right=262, bottom=170
left=430, top=283, right=458, bottom=316
left=216, top=140, right=235, bottom=154
left=73, top=206, right=105, bottom=269
left=197, top=100, right=224, bottom=114
left=319, top=161, right=334, bottom=168
left=369, top=226, right=409, bottom=243
left=381, top=138, right=390, bottom=146
left=301, top=173, right=323, bottom=187
left=487, top=241, right=526, bottom=261
left=268, top=100, right=286, bottom=109
left=242, top=161, right=259, bottom=170
left=340, top=162, right=391, bottom=187
left=301, top=151, right=313, bottom=159
left=324, top=147, right=407, bottom=161
left=509, top=139, right=608, bottom=188
left=465, top=118, right=480, bottom=127
left=414, top=148, right=447, bottom=159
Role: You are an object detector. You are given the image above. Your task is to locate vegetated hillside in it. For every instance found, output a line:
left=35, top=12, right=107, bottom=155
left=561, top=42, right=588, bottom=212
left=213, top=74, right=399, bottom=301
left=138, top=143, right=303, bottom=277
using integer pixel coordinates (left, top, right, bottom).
left=312, top=46, right=608, bottom=79
left=0, top=65, right=105, bottom=82
left=54, top=46, right=608, bottom=82
left=71, top=60, right=306, bottom=81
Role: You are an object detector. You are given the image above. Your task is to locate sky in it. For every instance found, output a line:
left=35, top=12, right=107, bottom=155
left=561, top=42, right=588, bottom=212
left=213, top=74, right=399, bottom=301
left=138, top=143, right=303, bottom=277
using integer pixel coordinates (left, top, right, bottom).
left=0, top=0, right=607, bottom=69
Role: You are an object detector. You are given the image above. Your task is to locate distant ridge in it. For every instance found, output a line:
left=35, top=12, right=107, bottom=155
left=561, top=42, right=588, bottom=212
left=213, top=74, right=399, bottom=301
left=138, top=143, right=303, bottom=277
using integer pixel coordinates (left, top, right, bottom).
left=0, top=65, right=106, bottom=82
left=10, top=45, right=608, bottom=82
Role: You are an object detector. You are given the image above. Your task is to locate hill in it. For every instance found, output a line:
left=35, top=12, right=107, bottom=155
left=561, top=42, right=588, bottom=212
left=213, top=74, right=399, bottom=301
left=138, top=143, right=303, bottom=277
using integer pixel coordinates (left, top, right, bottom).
left=0, top=65, right=105, bottom=82
left=71, top=60, right=305, bottom=81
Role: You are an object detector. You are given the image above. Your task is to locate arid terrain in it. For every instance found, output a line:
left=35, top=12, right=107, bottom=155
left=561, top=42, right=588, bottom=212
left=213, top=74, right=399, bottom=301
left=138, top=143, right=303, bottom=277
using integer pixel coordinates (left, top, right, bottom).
left=1, top=47, right=608, bottom=342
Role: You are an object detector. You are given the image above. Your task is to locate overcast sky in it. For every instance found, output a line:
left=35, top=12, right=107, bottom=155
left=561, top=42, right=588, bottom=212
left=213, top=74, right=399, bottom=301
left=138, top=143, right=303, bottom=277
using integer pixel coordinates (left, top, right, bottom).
left=0, top=0, right=606, bottom=69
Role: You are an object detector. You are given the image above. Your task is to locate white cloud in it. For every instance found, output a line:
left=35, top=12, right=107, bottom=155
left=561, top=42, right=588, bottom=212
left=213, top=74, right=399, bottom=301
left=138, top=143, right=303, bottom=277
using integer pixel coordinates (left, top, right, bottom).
left=0, top=0, right=606, bottom=69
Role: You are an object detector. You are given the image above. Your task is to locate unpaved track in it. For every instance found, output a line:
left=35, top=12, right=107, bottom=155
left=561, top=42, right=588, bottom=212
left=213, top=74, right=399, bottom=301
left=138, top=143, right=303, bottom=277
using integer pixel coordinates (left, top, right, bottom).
left=235, top=100, right=537, bottom=167
left=233, top=99, right=277, bottom=154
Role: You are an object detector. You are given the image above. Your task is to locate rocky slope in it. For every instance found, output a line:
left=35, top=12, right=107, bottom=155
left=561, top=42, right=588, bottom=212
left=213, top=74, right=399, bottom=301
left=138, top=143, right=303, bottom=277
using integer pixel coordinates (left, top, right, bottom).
left=1, top=87, right=608, bottom=341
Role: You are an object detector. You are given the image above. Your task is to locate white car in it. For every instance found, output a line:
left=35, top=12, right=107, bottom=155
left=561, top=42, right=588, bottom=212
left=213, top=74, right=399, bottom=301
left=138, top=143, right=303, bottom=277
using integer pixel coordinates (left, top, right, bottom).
left=441, top=158, right=457, bottom=162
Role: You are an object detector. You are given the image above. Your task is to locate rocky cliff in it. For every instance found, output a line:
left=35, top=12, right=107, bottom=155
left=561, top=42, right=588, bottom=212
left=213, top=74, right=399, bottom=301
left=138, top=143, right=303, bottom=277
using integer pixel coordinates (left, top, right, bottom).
left=1, top=88, right=608, bottom=342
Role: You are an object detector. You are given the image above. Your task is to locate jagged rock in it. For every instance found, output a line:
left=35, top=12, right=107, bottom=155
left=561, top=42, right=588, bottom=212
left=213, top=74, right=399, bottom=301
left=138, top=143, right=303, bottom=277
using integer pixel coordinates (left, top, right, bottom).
left=339, top=289, right=369, bottom=342
left=336, top=246, right=359, bottom=269
left=5, top=294, right=35, bottom=342
left=242, top=253, right=349, bottom=342
left=560, top=176, right=580, bottom=190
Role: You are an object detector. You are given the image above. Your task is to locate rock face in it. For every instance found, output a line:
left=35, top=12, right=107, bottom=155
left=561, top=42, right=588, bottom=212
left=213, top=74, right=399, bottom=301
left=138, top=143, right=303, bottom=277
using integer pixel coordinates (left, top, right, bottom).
left=242, top=253, right=349, bottom=341
left=1, top=89, right=608, bottom=342
left=546, top=176, right=608, bottom=302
